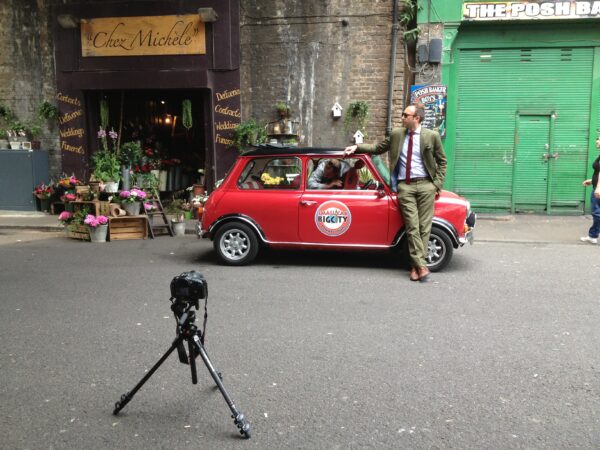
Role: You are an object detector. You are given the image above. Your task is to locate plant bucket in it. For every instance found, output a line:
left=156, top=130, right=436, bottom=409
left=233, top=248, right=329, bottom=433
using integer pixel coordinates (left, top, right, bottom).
left=89, top=224, right=108, bottom=243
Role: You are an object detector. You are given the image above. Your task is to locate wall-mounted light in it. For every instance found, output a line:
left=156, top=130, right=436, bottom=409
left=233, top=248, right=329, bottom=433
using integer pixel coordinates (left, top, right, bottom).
left=57, top=14, right=80, bottom=29
left=198, top=7, right=218, bottom=23
left=164, top=114, right=172, bottom=125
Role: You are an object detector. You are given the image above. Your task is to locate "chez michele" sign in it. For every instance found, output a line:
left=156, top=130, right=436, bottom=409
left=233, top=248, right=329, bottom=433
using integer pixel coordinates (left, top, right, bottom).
left=80, top=15, right=206, bottom=57
left=463, top=1, right=600, bottom=20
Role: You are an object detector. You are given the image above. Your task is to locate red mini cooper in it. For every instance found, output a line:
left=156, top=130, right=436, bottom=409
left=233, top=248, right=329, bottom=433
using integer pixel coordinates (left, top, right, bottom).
left=197, top=146, right=475, bottom=270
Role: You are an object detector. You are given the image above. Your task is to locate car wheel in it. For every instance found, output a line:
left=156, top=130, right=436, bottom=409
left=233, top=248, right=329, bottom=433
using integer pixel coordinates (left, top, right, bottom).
left=426, top=228, right=453, bottom=272
left=214, top=222, right=259, bottom=266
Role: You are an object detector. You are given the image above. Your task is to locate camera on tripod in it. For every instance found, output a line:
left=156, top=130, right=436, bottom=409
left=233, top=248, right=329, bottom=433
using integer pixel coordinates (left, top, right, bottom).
left=170, top=271, right=207, bottom=310
left=113, top=270, right=251, bottom=439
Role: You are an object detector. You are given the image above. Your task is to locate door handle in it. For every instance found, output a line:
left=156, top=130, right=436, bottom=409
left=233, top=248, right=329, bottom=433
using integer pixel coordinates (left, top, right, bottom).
left=300, top=200, right=317, bottom=206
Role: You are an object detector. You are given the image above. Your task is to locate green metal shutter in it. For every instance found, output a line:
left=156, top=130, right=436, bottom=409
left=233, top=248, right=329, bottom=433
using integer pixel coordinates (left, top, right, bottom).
left=454, top=47, right=593, bottom=213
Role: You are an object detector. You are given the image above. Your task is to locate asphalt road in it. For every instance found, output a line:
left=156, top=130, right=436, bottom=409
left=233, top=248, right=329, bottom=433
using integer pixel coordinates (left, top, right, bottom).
left=1, top=230, right=598, bottom=449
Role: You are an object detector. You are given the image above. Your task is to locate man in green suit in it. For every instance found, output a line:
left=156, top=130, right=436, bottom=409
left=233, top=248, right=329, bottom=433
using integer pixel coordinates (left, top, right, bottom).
left=344, top=103, right=447, bottom=282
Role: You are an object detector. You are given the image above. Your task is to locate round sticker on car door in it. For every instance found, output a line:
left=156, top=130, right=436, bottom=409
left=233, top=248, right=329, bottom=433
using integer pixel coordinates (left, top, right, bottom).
left=314, top=200, right=352, bottom=237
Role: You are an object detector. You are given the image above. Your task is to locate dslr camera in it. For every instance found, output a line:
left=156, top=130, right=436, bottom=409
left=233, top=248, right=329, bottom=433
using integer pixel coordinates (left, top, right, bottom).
left=170, top=271, right=207, bottom=310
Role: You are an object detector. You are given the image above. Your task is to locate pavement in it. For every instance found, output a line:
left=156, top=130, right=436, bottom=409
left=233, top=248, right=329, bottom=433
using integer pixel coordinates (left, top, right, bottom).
left=0, top=210, right=199, bottom=234
left=0, top=209, right=595, bottom=244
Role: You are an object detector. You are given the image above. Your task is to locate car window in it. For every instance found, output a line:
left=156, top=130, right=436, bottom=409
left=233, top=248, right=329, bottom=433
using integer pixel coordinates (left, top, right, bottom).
left=237, top=157, right=302, bottom=190
left=306, top=157, right=379, bottom=190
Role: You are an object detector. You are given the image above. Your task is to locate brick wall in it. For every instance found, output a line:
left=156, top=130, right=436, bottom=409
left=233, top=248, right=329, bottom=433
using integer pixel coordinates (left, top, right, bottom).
left=0, top=0, right=411, bottom=179
left=0, top=0, right=61, bottom=177
left=240, top=0, right=410, bottom=147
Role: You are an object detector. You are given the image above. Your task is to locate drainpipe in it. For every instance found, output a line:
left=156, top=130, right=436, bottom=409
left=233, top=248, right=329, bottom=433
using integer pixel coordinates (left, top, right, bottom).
left=386, top=0, right=400, bottom=136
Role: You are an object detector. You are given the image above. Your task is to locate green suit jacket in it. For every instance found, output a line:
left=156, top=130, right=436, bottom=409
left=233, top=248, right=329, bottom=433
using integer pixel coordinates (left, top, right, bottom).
left=357, top=127, right=447, bottom=190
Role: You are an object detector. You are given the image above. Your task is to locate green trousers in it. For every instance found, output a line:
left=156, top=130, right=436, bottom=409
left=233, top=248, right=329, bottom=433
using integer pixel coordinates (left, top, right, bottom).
left=396, top=180, right=436, bottom=268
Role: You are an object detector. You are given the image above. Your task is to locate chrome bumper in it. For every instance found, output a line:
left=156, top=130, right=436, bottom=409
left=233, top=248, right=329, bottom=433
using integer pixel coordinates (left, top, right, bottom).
left=195, top=222, right=209, bottom=239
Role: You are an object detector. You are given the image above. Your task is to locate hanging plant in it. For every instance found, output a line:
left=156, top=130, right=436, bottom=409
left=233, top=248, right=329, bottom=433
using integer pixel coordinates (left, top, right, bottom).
left=37, top=101, right=59, bottom=121
left=344, top=100, right=369, bottom=133
left=182, top=99, right=193, bottom=130
left=100, top=99, right=109, bottom=128
left=400, top=0, right=420, bottom=41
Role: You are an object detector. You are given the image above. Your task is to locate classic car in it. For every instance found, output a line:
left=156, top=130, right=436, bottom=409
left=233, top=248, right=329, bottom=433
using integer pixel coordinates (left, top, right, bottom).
left=197, top=145, right=475, bottom=270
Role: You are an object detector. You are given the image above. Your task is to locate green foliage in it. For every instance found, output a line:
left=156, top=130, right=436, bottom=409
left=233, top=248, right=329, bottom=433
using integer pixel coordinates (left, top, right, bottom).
left=26, top=122, right=43, bottom=139
left=0, top=104, right=13, bottom=121
left=232, top=118, right=267, bottom=151
left=275, top=101, right=290, bottom=117
left=0, top=129, right=6, bottom=139
left=344, top=100, right=369, bottom=133
left=91, top=150, right=120, bottom=182
left=119, top=141, right=142, bottom=166
left=400, top=0, right=420, bottom=41
left=133, top=171, right=159, bottom=193
left=182, top=99, right=193, bottom=129
left=37, top=101, right=59, bottom=121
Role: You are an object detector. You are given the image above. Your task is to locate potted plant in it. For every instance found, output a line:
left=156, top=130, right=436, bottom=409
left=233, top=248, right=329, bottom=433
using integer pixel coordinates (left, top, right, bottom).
left=275, top=101, right=291, bottom=119
left=232, top=119, right=267, bottom=151
left=91, top=150, right=120, bottom=192
left=26, top=122, right=43, bottom=149
left=84, top=214, right=109, bottom=243
left=118, top=188, right=147, bottom=216
left=33, top=182, right=54, bottom=212
left=119, top=141, right=142, bottom=190
left=164, top=199, right=190, bottom=236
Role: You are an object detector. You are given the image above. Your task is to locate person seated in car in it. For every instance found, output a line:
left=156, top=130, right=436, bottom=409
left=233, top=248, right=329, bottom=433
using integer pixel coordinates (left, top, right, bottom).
left=308, top=158, right=351, bottom=189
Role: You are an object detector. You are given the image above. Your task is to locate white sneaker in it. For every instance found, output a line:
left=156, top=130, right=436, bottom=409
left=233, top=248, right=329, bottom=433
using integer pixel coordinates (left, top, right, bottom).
left=580, top=236, right=598, bottom=244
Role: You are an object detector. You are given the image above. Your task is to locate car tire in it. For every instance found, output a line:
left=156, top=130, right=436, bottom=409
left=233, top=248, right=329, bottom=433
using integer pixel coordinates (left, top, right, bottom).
left=214, top=222, right=259, bottom=266
left=426, top=228, right=453, bottom=272
left=397, top=227, right=454, bottom=272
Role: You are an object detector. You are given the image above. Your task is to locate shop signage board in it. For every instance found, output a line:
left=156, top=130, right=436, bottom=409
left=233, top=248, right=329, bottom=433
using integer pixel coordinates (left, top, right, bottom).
left=410, top=84, right=447, bottom=138
left=463, top=1, right=600, bottom=20
left=80, top=15, right=206, bottom=57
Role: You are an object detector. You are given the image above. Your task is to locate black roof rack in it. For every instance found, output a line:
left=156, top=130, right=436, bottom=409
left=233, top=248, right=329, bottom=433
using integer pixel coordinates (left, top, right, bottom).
left=241, top=144, right=346, bottom=156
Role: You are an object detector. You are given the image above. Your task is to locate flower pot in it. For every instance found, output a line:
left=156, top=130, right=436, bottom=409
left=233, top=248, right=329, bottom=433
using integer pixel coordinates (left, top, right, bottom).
left=159, top=170, right=168, bottom=191
left=172, top=220, right=186, bottom=236
left=39, top=198, right=50, bottom=212
left=121, top=165, right=131, bottom=191
left=0, top=139, right=8, bottom=149
left=9, top=141, right=20, bottom=150
left=123, top=201, right=140, bottom=216
left=104, top=180, right=119, bottom=193
left=89, top=224, right=108, bottom=243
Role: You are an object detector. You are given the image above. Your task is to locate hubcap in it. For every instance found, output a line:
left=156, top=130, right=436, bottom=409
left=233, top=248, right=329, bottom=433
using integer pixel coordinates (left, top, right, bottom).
left=426, top=235, right=445, bottom=267
left=220, top=230, right=249, bottom=260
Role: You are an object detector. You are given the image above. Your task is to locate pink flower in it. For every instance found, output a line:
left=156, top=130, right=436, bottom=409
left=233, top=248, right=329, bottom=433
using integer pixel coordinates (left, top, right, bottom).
left=58, top=211, right=73, bottom=224
left=109, top=129, right=118, bottom=140
left=97, top=128, right=106, bottom=138
left=119, top=190, right=131, bottom=199
left=84, top=214, right=108, bottom=228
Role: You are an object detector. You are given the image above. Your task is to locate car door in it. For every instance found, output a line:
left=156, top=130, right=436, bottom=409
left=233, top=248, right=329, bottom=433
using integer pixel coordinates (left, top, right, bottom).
left=233, top=156, right=302, bottom=242
left=298, top=157, right=390, bottom=246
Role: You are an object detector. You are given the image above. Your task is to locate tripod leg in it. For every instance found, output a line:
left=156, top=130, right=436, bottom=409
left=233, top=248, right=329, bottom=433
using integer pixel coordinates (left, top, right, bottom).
left=191, top=334, right=251, bottom=439
left=113, top=335, right=184, bottom=415
left=187, top=337, right=198, bottom=384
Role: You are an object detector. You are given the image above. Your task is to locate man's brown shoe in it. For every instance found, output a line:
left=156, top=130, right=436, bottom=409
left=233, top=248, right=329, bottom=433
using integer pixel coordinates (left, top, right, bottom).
left=418, top=266, right=430, bottom=282
left=409, top=267, right=420, bottom=281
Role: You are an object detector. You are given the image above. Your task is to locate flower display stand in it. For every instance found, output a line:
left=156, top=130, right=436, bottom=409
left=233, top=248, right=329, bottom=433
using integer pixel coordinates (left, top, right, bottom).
left=67, top=224, right=90, bottom=241
left=108, top=216, right=148, bottom=241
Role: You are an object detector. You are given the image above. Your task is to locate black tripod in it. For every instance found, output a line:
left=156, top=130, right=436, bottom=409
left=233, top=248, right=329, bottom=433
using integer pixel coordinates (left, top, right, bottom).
left=113, top=300, right=251, bottom=439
